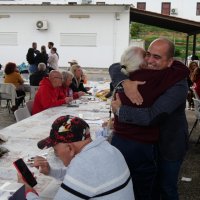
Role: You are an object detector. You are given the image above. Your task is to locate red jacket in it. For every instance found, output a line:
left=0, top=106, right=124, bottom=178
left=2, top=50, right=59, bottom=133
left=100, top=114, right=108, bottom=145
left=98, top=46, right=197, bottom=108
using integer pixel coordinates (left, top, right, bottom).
left=32, top=77, right=66, bottom=115
left=194, top=79, right=200, bottom=98
left=58, top=86, right=80, bottom=100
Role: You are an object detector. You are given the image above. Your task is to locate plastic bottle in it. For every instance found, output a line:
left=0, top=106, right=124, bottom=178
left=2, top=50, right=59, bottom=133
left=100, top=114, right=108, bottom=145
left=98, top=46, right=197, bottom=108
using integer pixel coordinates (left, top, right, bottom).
left=93, top=85, right=98, bottom=96
left=68, top=89, right=73, bottom=97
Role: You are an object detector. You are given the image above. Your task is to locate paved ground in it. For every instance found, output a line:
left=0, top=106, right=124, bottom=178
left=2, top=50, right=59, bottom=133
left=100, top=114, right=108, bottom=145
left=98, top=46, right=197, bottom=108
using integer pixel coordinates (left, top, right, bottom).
left=179, top=110, right=200, bottom=200
left=0, top=74, right=200, bottom=199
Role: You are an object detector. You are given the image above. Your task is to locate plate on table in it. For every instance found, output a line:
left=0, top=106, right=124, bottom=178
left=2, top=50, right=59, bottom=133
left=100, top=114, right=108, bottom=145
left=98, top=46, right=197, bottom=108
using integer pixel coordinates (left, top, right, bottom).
left=83, top=116, right=100, bottom=120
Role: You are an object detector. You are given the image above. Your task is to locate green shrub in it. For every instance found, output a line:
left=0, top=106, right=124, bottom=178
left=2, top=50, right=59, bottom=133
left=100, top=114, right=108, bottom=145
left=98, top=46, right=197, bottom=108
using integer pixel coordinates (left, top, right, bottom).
left=130, top=23, right=200, bottom=59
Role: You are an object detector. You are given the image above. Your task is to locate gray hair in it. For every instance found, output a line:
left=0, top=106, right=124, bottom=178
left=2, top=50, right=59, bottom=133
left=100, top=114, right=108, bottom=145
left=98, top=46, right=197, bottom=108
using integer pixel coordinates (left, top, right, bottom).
left=38, top=63, right=46, bottom=71
left=61, top=71, right=74, bottom=87
left=120, top=46, right=145, bottom=76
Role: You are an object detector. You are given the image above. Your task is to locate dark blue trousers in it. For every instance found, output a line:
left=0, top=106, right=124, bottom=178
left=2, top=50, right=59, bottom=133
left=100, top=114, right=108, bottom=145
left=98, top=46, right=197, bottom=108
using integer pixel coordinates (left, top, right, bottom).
left=111, top=134, right=157, bottom=200
left=152, top=159, right=182, bottom=200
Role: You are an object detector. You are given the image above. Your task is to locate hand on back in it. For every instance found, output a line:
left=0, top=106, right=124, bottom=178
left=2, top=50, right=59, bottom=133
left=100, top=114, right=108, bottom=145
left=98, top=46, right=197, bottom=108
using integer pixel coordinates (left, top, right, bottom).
left=122, top=80, right=145, bottom=105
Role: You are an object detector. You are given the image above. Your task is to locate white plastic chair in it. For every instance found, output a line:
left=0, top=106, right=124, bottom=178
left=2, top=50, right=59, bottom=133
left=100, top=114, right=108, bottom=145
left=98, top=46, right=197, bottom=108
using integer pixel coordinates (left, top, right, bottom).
left=14, top=107, right=31, bottom=122
left=30, top=86, right=39, bottom=100
left=0, top=83, right=17, bottom=113
left=189, top=98, right=200, bottom=144
left=0, top=83, right=26, bottom=113
left=26, top=100, right=34, bottom=115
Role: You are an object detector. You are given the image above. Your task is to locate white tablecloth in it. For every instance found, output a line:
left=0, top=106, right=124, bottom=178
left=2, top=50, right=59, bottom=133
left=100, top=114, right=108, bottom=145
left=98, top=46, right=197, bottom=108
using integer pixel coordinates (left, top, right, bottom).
left=0, top=81, right=111, bottom=199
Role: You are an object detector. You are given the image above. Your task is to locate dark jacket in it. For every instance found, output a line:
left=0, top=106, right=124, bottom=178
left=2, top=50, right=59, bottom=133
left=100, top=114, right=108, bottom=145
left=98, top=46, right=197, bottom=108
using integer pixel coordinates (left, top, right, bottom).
left=70, top=77, right=87, bottom=93
left=109, top=60, right=189, bottom=160
left=29, top=71, right=48, bottom=86
left=26, top=48, right=36, bottom=65
left=35, top=52, right=48, bottom=66
left=113, top=61, right=189, bottom=144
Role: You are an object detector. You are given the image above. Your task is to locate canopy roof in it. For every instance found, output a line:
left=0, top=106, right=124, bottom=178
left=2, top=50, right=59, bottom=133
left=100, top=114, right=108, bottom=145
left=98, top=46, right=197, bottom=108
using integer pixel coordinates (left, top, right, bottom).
left=130, top=7, right=200, bottom=36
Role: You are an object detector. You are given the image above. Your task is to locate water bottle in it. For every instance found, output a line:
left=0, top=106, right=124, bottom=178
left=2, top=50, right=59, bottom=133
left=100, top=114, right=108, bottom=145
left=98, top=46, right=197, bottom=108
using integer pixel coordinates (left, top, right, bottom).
left=69, top=89, right=73, bottom=97
left=93, top=85, right=98, bottom=96
left=68, top=89, right=73, bottom=104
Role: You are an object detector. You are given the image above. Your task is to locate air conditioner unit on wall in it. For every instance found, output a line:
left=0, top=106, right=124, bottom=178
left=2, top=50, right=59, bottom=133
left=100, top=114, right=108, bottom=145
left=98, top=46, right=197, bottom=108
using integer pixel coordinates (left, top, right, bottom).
left=36, top=20, right=48, bottom=30
left=171, top=8, right=178, bottom=15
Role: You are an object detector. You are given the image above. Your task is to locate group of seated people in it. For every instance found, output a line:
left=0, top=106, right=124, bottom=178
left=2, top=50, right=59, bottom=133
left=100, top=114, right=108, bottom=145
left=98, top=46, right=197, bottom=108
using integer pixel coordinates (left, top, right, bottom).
left=3, top=59, right=90, bottom=113
left=31, top=61, right=90, bottom=115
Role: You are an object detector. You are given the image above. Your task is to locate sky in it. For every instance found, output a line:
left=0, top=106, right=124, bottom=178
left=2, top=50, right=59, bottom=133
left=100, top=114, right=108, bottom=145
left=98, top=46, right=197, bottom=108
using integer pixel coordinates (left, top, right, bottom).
left=11, top=0, right=134, bottom=3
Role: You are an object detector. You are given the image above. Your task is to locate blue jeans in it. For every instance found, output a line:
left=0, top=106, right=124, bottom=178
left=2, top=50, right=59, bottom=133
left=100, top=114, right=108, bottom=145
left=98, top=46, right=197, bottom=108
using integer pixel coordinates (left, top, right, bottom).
left=111, top=134, right=157, bottom=200
left=153, top=159, right=182, bottom=200
left=29, top=64, right=37, bottom=74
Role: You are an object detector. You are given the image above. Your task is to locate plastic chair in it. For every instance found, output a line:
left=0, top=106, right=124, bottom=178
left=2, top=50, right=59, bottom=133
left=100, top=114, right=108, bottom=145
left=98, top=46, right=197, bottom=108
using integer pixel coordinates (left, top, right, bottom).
left=189, top=98, right=200, bottom=144
left=30, top=86, right=39, bottom=100
left=0, top=83, right=17, bottom=113
left=26, top=100, right=34, bottom=115
left=0, top=83, right=26, bottom=113
left=14, top=107, right=31, bottom=122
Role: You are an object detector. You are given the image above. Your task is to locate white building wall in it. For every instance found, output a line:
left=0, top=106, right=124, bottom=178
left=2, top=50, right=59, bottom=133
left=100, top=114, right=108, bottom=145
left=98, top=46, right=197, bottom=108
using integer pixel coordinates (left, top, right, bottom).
left=109, top=0, right=200, bottom=21
left=0, top=5, right=130, bottom=68
left=14, top=0, right=200, bottom=21
left=133, top=0, right=200, bottom=21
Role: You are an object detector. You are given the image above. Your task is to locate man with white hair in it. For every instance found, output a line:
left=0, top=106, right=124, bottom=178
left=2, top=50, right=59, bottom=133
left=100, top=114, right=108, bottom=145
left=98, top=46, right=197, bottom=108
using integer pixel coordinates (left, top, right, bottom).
left=18, top=115, right=135, bottom=200
left=32, top=70, right=69, bottom=115
left=29, top=62, right=48, bottom=86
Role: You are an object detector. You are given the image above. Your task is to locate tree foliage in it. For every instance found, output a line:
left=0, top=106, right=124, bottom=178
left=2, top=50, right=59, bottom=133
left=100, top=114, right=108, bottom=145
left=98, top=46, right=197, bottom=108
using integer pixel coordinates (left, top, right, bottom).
left=130, top=22, right=141, bottom=38
left=129, top=22, right=200, bottom=59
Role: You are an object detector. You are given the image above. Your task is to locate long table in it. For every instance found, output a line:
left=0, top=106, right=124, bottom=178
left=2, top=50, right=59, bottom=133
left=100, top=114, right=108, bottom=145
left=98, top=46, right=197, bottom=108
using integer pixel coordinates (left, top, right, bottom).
left=0, top=82, right=111, bottom=199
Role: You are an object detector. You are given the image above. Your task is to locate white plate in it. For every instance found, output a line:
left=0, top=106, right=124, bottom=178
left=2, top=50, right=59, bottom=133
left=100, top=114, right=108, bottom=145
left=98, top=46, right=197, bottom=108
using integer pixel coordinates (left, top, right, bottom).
left=83, top=116, right=100, bottom=120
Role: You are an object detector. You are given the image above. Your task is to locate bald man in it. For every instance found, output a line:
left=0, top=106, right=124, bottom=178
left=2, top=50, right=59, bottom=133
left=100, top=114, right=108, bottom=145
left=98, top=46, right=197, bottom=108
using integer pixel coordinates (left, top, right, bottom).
left=32, top=70, right=68, bottom=115
left=110, top=38, right=189, bottom=200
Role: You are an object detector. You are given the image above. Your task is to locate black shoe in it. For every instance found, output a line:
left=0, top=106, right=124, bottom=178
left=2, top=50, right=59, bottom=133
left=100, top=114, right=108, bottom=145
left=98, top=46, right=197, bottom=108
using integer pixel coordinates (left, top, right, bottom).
left=11, top=105, right=18, bottom=112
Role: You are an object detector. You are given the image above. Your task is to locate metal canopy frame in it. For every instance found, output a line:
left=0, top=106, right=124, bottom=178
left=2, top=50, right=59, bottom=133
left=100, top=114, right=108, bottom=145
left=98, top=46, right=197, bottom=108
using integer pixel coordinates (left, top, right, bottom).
left=130, top=7, right=200, bottom=64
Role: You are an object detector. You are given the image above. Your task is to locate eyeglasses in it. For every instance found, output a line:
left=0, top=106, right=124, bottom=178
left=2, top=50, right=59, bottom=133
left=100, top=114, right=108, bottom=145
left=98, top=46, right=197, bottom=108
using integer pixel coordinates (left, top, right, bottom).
left=53, top=77, right=62, bottom=80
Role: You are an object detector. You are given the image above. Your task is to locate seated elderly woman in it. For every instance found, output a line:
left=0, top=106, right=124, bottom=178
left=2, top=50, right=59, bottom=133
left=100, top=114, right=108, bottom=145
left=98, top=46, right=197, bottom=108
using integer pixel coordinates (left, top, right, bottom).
left=4, top=62, right=25, bottom=111
left=69, top=64, right=89, bottom=94
left=59, top=71, right=85, bottom=100
left=29, top=62, right=48, bottom=86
